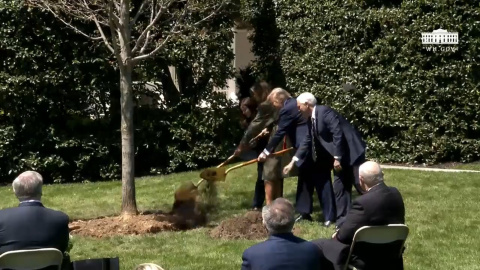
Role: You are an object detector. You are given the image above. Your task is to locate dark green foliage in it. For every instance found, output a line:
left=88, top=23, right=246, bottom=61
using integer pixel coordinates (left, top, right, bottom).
left=240, top=0, right=286, bottom=88
left=0, top=1, right=241, bottom=183
left=242, top=0, right=480, bottom=164
left=134, top=93, right=243, bottom=175
left=0, top=1, right=120, bottom=183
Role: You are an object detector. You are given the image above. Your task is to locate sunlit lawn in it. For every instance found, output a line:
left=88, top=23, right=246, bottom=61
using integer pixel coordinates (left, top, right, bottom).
left=1, top=164, right=479, bottom=270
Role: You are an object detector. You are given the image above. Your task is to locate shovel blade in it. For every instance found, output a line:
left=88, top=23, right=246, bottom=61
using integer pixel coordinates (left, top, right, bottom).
left=199, top=167, right=226, bottom=182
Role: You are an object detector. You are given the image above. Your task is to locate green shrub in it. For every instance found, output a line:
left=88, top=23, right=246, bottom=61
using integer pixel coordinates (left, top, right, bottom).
left=135, top=92, right=243, bottom=175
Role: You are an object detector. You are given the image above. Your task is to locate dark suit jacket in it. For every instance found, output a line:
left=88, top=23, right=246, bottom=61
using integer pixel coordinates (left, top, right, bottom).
left=323, top=182, right=406, bottom=269
left=264, top=98, right=308, bottom=165
left=242, top=233, right=321, bottom=270
left=0, top=201, right=70, bottom=270
left=296, top=105, right=366, bottom=166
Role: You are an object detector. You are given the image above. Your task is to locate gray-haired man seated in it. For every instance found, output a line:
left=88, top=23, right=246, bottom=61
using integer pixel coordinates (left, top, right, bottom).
left=241, top=198, right=321, bottom=270
left=0, top=171, right=71, bottom=270
left=311, top=161, right=406, bottom=270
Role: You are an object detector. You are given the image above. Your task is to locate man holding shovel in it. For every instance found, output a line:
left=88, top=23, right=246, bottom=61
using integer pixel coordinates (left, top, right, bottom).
left=256, top=88, right=328, bottom=225
left=283, top=92, right=367, bottom=228
left=234, top=81, right=292, bottom=207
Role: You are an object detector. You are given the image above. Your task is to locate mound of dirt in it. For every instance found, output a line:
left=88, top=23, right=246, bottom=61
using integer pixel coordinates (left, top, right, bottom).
left=210, top=211, right=301, bottom=240
left=69, top=212, right=178, bottom=238
left=70, top=190, right=208, bottom=238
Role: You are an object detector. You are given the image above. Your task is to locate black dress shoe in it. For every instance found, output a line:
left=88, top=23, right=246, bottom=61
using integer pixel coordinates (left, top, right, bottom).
left=295, top=214, right=313, bottom=222
left=323, top=221, right=333, bottom=227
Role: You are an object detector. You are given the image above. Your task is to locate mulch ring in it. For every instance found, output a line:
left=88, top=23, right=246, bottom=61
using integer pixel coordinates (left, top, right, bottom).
left=209, top=211, right=301, bottom=240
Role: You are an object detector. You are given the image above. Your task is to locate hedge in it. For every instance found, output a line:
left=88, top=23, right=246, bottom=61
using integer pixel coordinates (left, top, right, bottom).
left=0, top=1, right=242, bottom=183
left=242, top=0, right=480, bottom=164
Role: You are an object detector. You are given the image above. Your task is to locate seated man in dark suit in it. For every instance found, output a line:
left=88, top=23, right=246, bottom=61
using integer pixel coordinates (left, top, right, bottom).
left=242, top=198, right=321, bottom=270
left=311, top=161, right=406, bottom=270
left=0, top=171, right=71, bottom=270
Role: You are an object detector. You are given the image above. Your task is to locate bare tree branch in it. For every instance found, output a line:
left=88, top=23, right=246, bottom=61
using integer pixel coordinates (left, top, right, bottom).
left=131, top=0, right=226, bottom=64
left=192, top=2, right=225, bottom=26
left=131, top=3, right=186, bottom=63
left=139, top=30, right=151, bottom=54
left=108, top=2, right=122, bottom=61
left=28, top=0, right=228, bottom=65
left=131, top=33, right=174, bottom=64
left=93, top=15, right=115, bottom=53
left=41, top=4, right=103, bottom=41
left=113, top=0, right=121, bottom=13
left=132, top=0, right=175, bottom=54
left=138, top=0, right=155, bottom=54
left=131, top=0, right=147, bottom=27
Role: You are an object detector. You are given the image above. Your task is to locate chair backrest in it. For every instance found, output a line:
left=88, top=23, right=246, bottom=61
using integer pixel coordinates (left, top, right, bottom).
left=0, top=248, right=63, bottom=270
left=344, top=224, right=409, bottom=270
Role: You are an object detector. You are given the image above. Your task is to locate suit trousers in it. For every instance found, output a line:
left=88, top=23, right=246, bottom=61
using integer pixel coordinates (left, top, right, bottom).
left=333, top=154, right=366, bottom=225
left=295, top=158, right=336, bottom=222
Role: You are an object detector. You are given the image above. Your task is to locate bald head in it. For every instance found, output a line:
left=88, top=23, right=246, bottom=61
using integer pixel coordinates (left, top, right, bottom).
left=359, top=161, right=384, bottom=189
left=262, top=198, right=295, bottom=234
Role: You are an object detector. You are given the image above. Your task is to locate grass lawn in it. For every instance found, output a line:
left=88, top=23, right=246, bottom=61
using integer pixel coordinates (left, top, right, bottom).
left=450, top=161, right=480, bottom=171
left=1, top=164, right=480, bottom=270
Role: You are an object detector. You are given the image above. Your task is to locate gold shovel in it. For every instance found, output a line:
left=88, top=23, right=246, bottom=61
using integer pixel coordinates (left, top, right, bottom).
left=192, top=154, right=236, bottom=188
left=198, top=147, right=294, bottom=183
left=174, top=154, right=236, bottom=202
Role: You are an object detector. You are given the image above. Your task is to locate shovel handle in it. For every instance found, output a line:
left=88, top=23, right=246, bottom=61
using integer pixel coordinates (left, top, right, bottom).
left=225, top=159, right=258, bottom=174
left=225, top=147, right=294, bottom=174
left=249, top=129, right=269, bottom=143
left=217, top=155, right=235, bottom=168
left=195, top=178, right=205, bottom=187
left=271, top=147, right=294, bottom=157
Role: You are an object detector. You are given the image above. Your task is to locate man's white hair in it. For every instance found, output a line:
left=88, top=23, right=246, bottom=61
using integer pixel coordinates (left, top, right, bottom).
left=12, top=171, right=43, bottom=201
left=297, top=92, right=317, bottom=106
left=359, top=161, right=384, bottom=187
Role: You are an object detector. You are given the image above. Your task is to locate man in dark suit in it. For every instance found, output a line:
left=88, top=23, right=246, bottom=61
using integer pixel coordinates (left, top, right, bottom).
left=0, top=171, right=71, bottom=270
left=241, top=198, right=320, bottom=270
left=284, top=92, right=367, bottom=227
left=257, top=88, right=325, bottom=224
left=311, top=161, right=406, bottom=270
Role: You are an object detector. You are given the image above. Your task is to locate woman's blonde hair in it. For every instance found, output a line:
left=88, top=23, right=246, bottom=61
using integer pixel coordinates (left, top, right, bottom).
left=135, top=263, right=165, bottom=270
left=268, top=88, right=291, bottom=104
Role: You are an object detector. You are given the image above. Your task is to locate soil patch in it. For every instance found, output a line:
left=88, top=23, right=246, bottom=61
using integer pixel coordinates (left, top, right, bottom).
left=69, top=184, right=208, bottom=238
left=69, top=212, right=179, bottom=238
left=210, top=211, right=301, bottom=240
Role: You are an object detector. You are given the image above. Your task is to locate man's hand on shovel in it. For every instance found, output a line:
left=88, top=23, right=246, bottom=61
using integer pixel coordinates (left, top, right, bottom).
left=249, top=128, right=269, bottom=144
left=258, top=152, right=268, bottom=162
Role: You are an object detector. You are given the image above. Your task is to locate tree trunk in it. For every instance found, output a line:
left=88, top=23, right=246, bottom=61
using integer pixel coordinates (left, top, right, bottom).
left=119, top=64, right=138, bottom=215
